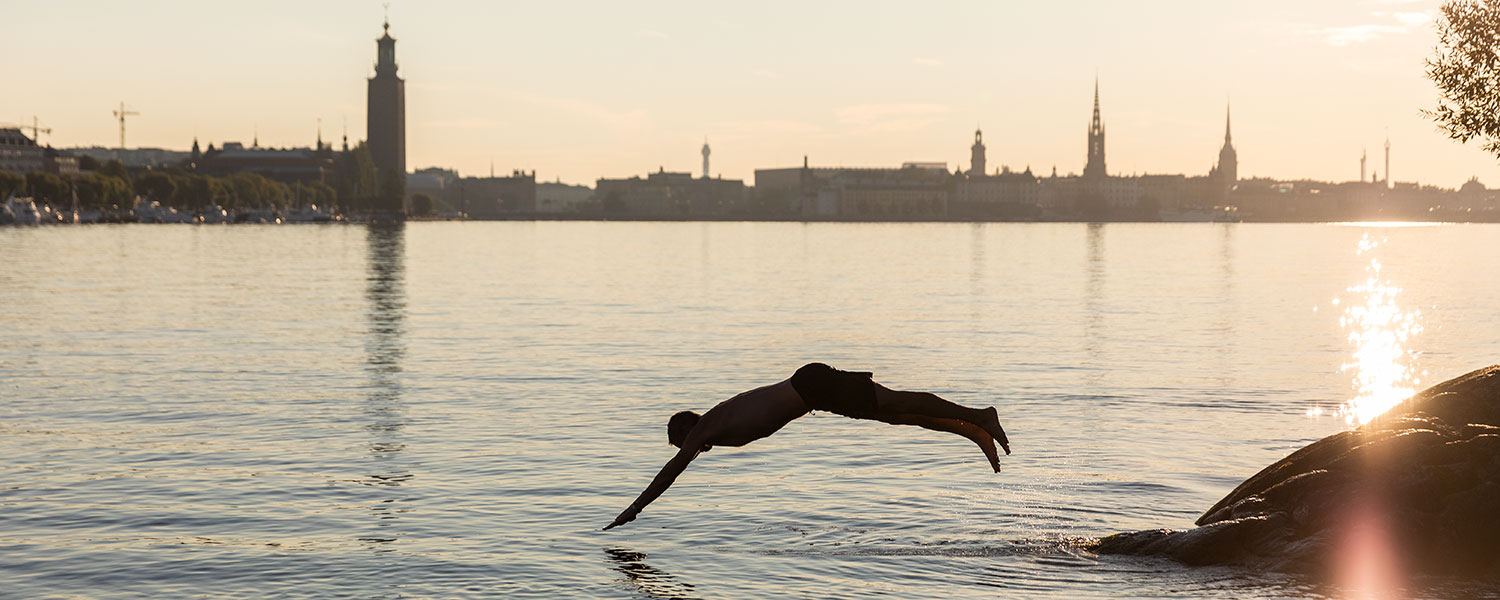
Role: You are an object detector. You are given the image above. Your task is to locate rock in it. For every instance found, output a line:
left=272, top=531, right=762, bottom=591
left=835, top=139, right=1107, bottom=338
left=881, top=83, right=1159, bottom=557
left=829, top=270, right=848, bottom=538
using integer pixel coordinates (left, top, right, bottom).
left=1092, top=365, right=1500, bottom=579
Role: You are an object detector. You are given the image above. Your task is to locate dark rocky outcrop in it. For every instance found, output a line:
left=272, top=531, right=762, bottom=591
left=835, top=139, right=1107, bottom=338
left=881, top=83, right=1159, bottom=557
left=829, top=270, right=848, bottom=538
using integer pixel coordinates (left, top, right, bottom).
left=1093, top=365, right=1500, bottom=579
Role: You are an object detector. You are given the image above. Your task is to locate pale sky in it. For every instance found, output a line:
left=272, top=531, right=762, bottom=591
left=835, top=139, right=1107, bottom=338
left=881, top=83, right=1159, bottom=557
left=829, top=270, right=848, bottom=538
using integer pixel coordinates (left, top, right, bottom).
left=6, top=0, right=1495, bottom=188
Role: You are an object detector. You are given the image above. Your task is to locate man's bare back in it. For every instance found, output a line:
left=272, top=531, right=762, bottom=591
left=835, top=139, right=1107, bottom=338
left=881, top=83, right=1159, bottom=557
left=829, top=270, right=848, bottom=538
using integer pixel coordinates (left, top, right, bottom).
left=604, top=363, right=1010, bottom=530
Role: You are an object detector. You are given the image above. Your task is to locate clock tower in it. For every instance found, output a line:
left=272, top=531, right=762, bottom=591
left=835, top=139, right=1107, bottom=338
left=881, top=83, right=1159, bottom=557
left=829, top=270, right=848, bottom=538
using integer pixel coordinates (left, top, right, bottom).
left=367, top=15, right=406, bottom=211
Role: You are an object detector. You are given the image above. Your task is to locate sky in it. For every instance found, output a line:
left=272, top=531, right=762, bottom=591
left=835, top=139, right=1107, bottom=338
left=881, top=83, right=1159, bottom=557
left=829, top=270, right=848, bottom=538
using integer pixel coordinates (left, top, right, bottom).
left=5, top=0, right=1495, bottom=188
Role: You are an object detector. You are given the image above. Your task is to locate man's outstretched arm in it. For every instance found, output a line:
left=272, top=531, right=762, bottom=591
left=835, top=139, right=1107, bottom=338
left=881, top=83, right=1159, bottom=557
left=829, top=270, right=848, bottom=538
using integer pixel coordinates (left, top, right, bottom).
left=604, top=444, right=702, bottom=530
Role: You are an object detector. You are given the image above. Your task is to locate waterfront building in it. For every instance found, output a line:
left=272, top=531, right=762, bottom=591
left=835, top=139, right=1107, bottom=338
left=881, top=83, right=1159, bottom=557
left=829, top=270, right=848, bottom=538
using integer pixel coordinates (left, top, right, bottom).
left=757, top=160, right=950, bottom=219
left=460, top=170, right=537, bottom=218
left=755, top=160, right=949, bottom=219
left=825, top=165, right=949, bottom=219
left=68, top=146, right=190, bottom=169
left=407, top=166, right=456, bottom=211
left=537, top=180, right=594, bottom=213
left=953, top=166, right=1039, bottom=219
left=597, top=167, right=747, bottom=216
left=1, top=128, right=45, bottom=174
left=191, top=141, right=335, bottom=184
left=43, top=147, right=80, bottom=177
left=0, top=129, right=80, bottom=178
left=367, top=17, right=406, bottom=206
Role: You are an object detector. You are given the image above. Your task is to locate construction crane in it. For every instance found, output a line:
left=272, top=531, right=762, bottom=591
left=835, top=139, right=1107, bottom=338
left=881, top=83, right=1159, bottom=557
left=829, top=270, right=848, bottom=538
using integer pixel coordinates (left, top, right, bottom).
left=112, top=102, right=139, bottom=158
left=23, top=116, right=51, bottom=145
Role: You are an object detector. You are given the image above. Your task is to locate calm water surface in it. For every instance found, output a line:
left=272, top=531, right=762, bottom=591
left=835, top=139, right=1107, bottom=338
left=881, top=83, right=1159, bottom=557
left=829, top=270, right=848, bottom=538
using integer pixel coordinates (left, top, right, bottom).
left=3, top=222, right=1498, bottom=599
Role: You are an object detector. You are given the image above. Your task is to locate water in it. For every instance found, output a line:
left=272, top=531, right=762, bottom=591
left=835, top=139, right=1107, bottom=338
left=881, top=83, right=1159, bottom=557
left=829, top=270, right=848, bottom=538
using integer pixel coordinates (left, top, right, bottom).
left=2, top=222, right=1498, bottom=599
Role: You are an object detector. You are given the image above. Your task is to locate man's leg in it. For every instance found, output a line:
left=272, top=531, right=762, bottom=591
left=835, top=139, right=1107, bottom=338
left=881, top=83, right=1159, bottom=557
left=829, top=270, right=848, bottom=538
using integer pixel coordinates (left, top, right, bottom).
left=871, top=413, right=1001, bottom=472
left=873, top=385, right=1010, bottom=453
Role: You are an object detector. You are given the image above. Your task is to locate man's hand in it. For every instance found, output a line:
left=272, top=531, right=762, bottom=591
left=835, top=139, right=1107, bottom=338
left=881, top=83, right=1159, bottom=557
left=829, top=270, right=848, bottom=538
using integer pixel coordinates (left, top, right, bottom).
left=603, top=504, right=639, bottom=530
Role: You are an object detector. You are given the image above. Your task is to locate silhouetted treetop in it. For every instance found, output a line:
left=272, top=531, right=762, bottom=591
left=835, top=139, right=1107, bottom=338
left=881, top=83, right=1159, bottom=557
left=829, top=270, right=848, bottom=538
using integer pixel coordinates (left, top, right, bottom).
left=1427, top=0, right=1500, bottom=158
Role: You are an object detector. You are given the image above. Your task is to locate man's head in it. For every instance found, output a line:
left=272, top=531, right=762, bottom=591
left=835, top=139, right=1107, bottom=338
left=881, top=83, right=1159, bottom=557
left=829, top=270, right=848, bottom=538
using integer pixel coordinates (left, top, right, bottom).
left=667, top=410, right=707, bottom=451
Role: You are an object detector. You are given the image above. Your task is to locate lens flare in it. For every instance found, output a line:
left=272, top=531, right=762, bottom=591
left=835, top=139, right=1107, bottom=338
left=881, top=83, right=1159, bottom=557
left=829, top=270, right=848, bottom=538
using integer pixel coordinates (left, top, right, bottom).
left=1337, top=235, right=1422, bottom=426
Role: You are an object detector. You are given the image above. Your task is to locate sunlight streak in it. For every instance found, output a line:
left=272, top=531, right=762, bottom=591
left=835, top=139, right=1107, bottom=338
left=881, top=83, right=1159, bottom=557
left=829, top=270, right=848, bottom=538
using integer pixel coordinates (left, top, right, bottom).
left=1337, top=234, right=1422, bottom=426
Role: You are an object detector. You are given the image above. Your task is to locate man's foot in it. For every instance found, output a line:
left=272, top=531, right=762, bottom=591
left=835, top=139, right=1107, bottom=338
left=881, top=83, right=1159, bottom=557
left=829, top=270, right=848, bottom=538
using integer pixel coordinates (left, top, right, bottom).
left=980, top=407, right=1011, bottom=455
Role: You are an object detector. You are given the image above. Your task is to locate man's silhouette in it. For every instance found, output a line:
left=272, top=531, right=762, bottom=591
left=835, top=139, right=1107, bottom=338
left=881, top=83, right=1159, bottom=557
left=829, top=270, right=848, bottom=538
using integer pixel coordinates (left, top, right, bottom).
left=604, top=363, right=1010, bottom=530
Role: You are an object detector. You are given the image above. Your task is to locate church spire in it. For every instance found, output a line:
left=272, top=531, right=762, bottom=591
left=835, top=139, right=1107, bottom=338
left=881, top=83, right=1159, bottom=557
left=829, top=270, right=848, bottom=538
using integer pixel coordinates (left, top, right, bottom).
left=1224, top=101, right=1232, bottom=144
left=1084, top=76, right=1107, bottom=178
left=1092, top=77, right=1102, bottom=133
left=1217, top=100, right=1238, bottom=193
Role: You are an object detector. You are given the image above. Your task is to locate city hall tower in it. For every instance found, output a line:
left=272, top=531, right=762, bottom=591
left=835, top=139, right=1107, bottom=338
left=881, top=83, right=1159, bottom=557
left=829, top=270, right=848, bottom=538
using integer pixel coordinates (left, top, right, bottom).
left=367, top=16, right=406, bottom=198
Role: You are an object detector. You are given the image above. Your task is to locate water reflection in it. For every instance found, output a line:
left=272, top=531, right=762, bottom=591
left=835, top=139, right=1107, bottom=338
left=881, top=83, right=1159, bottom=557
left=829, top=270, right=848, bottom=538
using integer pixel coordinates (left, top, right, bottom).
left=969, top=223, right=985, bottom=321
left=1212, top=224, right=1238, bottom=387
left=604, top=548, right=701, bottom=600
left=1338, top=234, right=1422, bottom=426
left=1081, top=223, right=1105, bottom=386
left=361, top=222, right=411, bottom=550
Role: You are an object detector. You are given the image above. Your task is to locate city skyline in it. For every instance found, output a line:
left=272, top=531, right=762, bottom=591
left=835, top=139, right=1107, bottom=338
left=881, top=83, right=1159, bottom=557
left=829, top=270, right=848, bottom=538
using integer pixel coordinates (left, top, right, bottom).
left=4, top=0, right=1493, bottom=188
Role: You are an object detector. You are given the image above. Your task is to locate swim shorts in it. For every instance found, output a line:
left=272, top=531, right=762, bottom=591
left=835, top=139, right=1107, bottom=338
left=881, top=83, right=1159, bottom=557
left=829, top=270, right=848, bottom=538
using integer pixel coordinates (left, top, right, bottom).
left=790, top=363, right=877, bottom=418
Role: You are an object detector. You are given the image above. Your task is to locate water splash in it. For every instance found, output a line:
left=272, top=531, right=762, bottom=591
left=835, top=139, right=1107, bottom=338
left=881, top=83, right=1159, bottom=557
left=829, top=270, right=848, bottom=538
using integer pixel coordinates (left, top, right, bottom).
left=1337, top=234, right=1422, bottom=426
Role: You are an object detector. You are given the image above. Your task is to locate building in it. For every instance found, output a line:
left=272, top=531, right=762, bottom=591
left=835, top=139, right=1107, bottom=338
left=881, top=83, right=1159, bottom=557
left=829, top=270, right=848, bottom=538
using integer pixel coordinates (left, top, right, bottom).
left=537, top=180, right=594, bottom=213
left=191, top=140, right=336, bottom=184
left=597, top=167, right=748, bottom=216
left=754, top=160, right=949, bottom=219
left=407, top=166, right=457, bottom=211
left=1140, top=174, right=1190, bottom=211
left=951, top=128, right=1041, bottom=219
left=954, top=167, right=1039, bottom=219
left=367, top=17, right=406, bottom=205
left=0, top=128, right=45, bottom=174
left=67, top=146, right=190, bottom=169
left=43, top=147, right=80, bottom=177
left=460, top=170, right=537, bottom=218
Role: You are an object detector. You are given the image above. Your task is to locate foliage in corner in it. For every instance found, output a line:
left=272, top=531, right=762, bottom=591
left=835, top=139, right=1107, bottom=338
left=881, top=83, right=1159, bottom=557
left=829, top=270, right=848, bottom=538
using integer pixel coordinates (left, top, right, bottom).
left=1427, top=0, right=1500, bottom=158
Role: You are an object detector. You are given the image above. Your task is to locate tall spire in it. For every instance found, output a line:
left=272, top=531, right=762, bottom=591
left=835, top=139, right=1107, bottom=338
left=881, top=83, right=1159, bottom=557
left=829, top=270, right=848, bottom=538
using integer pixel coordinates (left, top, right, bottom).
left=1092, top=76, right=1102, bottom=132
left=1217, top=100, right=1238, bottom=192
left=1084, top=76, right=1106, bottom=179
left=1224, top=101, right=1232, bottom=144
left=316, top=117, right=323, bottom=150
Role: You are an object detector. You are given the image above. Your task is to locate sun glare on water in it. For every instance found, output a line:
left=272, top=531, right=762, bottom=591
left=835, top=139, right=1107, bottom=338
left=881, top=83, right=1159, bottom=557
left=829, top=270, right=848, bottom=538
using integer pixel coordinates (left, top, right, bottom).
left=1336, top=234, right=1423, bottom=426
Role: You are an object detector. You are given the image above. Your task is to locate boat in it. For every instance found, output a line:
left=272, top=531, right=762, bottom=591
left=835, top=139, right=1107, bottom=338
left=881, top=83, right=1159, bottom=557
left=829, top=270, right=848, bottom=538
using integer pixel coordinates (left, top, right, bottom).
left=200, top=205, right=232, bottom=224
left=3, top=195, right=41, bottom=225
left=135, top=200, right=196, bottom=223
left=284, top=204, right=338, bottom=223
